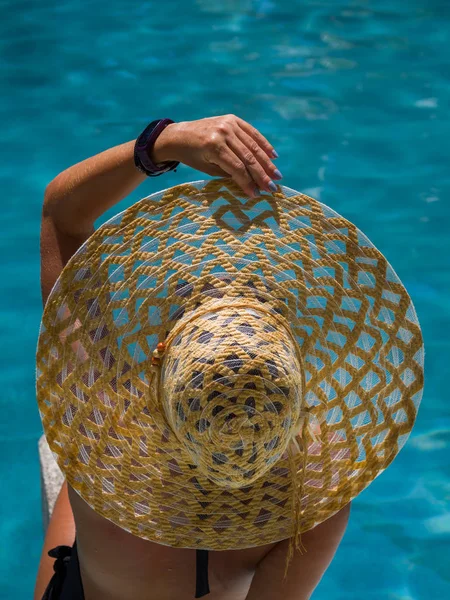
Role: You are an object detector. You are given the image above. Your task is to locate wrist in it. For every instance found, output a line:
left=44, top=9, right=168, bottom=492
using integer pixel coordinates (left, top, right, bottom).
left=149, top=122, right=183, bottom=164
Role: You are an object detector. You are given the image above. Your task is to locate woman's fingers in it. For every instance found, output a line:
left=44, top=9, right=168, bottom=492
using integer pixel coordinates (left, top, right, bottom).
left=235, top=116, right=277, bottom=159
left=228, top=129, right=282, bottom=193
left=210, top=144, right=258, bottom=198
left=200, top=114, right=281, bottom=198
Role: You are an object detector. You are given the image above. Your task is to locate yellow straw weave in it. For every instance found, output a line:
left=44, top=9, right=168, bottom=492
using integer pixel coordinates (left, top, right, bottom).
left=36, top=178, right=424, bottom=552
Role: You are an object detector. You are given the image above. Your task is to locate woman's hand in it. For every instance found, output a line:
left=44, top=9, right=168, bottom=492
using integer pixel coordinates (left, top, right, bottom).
left=41, top=115, right=281, bottom=304
left=160, top=114, right=282, bottom=198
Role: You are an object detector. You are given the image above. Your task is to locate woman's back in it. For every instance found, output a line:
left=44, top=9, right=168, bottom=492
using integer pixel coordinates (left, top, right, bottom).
left=69, top=484, right=350, bottom=600
left=70, top=484, right=274, bottom=600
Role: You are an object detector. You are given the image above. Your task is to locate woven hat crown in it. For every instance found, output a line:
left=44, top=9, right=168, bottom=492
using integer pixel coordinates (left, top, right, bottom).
left=160, top=298, right=304, bottom=489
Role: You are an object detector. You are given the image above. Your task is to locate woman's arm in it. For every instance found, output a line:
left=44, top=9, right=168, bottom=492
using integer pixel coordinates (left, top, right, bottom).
left=42, top=132, right=175, bottom=239
left=246, top=503, right=351, bottom=600
left=40, top=114, right=280, bottom=306
left=40, top=127, right=176, bottom=305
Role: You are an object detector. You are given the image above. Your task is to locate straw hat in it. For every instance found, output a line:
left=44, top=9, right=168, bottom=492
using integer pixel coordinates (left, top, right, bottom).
left=36, top=178, right=424, bottom=554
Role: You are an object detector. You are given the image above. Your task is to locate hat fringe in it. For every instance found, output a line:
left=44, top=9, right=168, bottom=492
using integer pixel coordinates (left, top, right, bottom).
left=284, top=417, right=309, bottom=580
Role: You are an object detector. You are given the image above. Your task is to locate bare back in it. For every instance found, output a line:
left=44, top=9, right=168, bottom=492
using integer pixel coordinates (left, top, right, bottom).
left=68, top=485, right=351, bottom=600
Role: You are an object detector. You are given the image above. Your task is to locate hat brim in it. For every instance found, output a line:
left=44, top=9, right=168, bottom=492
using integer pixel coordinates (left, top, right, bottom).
left=36, top=178, right=424, bottom=549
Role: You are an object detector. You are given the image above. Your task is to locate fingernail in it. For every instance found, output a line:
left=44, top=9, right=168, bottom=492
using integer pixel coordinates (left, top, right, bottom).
left=253, top=187, right=261, bottom=197
left=273, top=169, right=283, bottom=180
left=268, top=181, right=277, bottom=192
left=272, top=150, right=279, bottom=158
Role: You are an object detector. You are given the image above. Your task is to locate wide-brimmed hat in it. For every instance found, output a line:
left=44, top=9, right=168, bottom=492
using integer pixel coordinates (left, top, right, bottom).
left=36, top=178, right=424, bottom=562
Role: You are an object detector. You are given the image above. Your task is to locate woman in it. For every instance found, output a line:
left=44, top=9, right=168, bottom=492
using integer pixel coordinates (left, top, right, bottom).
left=34, top=114, right=352, bottom=599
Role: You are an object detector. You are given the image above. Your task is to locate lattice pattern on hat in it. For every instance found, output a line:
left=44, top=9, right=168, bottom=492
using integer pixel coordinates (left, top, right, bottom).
left=36, top=178, right=424, bottom=550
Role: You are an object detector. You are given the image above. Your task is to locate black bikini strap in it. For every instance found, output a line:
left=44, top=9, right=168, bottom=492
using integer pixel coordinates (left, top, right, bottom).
left=42, top=545, right=73, bottom=599
left=195, top=549, right=210, bottom=598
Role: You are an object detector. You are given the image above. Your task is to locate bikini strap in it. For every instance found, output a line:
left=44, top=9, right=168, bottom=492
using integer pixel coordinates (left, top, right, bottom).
left=195, top=549, right=210, bottom=597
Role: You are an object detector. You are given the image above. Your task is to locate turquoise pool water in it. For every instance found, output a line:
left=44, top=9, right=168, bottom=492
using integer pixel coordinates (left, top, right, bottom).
left=1, top=0, right=449, bottom=598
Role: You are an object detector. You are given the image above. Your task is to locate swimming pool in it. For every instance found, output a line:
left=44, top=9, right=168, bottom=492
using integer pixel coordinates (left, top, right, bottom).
left=1, top=0, right=449, bottom=598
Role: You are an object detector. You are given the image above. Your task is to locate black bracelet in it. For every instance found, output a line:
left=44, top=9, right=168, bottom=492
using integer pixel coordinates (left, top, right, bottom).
left=134, top=119, right=180, bottom=177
